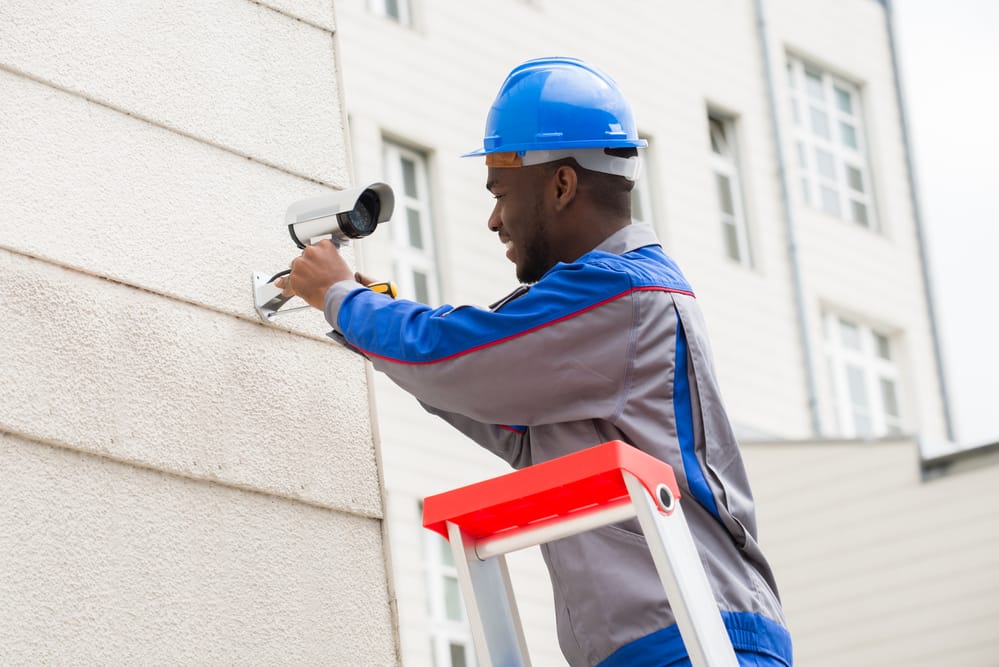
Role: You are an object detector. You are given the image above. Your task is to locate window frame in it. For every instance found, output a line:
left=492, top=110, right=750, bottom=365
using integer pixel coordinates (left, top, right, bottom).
left=382, top=140, right=440, bottom=305
left=368, top=0, right=414, bottom=26
left=787, top=56, right=878, bottom=231
left=630, top=135, right=655, bottom=228
left=707, top=111, right=753, bottom=267
left=824, top=312, right=903, bottom=438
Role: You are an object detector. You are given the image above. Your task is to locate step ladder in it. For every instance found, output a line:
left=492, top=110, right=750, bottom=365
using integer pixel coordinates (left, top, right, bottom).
left=422, top=440, right=739, bottom=667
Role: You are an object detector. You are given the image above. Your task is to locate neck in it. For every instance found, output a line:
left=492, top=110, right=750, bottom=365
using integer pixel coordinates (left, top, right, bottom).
left=557, top=214, right=631, bottom=264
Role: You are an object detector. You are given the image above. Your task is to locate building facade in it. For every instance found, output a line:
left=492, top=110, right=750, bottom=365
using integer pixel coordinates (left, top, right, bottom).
left=333, top=1, right=991, bottom=666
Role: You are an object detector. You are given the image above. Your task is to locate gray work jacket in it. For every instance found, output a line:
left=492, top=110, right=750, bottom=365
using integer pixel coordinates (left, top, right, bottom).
left=325, top=224, right=791, bottom=667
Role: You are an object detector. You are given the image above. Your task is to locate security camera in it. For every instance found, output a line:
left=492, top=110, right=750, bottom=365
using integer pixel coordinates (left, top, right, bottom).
left=286, top=182, right=394, bottom=249
left=252, top=182, right=395, bottom=321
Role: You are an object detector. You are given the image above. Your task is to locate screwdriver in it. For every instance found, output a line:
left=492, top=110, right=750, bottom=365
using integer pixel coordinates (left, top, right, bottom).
left=368, top=281, right=398, bottom=299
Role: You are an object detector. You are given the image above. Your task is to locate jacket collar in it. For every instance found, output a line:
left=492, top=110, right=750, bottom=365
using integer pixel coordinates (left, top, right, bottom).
left=592, top=223, right=660, bottom=256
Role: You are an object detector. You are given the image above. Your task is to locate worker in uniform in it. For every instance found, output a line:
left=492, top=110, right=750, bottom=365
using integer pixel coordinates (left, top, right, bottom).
left=280, top=56, right=793, bottom=667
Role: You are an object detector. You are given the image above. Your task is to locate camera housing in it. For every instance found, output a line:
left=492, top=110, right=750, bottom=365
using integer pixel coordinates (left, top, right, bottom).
left=286, top=182, right=395, bottom=249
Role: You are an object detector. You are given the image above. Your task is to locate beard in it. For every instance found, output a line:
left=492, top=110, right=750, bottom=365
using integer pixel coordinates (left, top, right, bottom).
left=515, top=204, right=556, bottom=284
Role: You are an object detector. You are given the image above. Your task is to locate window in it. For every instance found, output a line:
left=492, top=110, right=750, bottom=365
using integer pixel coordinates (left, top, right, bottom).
left=708, top=113, right=752, bottom=266
left=824, top=313, right=903, bottom=438
left=423, top=522, right=476, bottom=667
left=368, top=0, right=413, bottom=26
left=383, top=141, right=440, bottom=304
left=630, top=137, right=654, bottom=227
left=787, top=57, right=876, bottom=230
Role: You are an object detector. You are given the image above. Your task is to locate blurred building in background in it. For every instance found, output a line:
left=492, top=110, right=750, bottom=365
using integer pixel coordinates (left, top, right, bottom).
left=335, top=1, right=999, bottom=665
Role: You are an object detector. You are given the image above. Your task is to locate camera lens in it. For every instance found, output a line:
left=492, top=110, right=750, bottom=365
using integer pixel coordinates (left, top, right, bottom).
left=337, top=190, right=380, bottom=239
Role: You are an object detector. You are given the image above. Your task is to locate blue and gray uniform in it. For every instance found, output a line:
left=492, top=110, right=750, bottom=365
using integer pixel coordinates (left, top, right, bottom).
left=325, top=224, right=792, bottom=667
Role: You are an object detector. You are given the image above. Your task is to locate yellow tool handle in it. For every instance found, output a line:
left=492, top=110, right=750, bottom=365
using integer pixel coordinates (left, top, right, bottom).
left=368, top=281, right=398, bottom=299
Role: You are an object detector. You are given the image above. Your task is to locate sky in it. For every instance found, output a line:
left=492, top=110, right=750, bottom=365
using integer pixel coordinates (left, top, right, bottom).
left=892, top=0, right=999, bottom=448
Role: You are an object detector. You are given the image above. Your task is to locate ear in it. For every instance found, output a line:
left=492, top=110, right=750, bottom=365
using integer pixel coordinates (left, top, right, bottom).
left=551, top=165, right=578, bottom=212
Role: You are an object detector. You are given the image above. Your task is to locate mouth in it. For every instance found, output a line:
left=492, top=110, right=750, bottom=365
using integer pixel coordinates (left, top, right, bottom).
left=503, top=239, right=516, bottom=263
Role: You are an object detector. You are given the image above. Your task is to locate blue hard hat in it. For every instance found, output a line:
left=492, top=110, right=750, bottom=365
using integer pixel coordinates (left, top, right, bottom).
left=464, top=57, right=647, bottom=157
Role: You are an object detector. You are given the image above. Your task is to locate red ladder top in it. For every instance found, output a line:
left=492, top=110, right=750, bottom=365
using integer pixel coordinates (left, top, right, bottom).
left=422, top=440, right=682, bottom=541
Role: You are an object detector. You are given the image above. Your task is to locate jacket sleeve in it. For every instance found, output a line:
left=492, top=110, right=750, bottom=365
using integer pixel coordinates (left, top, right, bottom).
left=324, top=260, right=639, bottom=427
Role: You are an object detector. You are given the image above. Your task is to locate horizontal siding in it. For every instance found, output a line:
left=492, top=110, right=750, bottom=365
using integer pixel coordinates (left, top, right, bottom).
left=744, top=440, right=999, bottom=666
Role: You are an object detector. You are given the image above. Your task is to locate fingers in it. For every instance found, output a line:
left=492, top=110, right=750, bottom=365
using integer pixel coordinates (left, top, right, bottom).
left=280, top=240, right=355, bottom=310
left=275, top=275, right=295, bottom=297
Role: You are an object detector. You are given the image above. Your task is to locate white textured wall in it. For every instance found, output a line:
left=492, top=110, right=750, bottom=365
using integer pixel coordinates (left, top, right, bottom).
left=0, top=0, right=397, bottom=663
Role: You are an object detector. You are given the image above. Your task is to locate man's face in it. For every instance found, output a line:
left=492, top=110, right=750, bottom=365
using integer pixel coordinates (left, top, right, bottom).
left=485, top=165, right=556, bottom=284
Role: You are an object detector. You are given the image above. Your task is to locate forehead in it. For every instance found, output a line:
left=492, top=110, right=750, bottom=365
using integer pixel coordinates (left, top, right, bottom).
left=486, top=164, right=542, bottom=191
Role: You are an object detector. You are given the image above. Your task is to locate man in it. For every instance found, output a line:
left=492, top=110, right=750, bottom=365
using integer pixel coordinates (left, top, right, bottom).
left=280, top=57, right=792, bottom=667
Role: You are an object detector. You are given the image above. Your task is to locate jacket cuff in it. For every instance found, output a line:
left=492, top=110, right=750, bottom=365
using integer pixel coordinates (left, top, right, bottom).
left=324, top=279, right=365, bottom=333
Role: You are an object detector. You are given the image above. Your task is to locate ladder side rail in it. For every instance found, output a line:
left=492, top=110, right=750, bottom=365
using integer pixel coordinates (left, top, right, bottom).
left=446, top=521, right=532, bottom=667
left=475, top=498, right=636, bottom=560
left=622, top=472, right=739, bottom=667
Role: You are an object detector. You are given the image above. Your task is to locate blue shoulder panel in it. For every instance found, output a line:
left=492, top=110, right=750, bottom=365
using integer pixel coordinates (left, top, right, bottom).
left=338, top=244, right=693, bottom=364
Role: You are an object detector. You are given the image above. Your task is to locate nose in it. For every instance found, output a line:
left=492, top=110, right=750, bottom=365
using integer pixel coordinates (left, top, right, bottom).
left=487, top=200, right=502, bottom=233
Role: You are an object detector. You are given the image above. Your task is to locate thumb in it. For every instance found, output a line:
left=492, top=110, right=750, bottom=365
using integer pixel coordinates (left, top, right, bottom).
left=354, top=271, right=378, bottom=286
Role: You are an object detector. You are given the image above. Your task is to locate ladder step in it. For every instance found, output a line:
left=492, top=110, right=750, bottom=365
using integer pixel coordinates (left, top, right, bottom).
left=423, top=440, right=681, bottom=540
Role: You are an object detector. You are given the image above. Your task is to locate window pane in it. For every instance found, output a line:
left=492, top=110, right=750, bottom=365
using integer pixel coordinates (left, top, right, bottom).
left=840, top=319, right=861, bottom=349
left=716, top=173, right=735, bottom=215
left=880, top=377, right=900, bottom=418
left=631, top=185, right=645, bottom=222
left=875, top=332, right=892, bottom=360
left=840, top=122, right=858, bottom=149
left=790, top=98, right=800, bottom=126
left=801, top=177, right=810, bottom=204
left=820, top=186, right=840, bottom=216
left=449, top=643, right=468, bottom=667
left=846, top=365, right=872, bottom=437
left=439, top=536, right=454, bottom=566
left=401, top=157, right=418, bottom=197
left=815, top=148, right=836, bottom=180
left=413, top=269, right=430, bottom=303
left=846, top=166, right=864, bottom=192
left=806, top=70, right=824, bottom=99
left=723, top=221, right=741, bottom=262
left=709, top=116, right=726, bottom=154
left=407, top=208, right=424, bottom=249
left=786, top=60, right=795, bottom=87
left=835, top=86, right=853, bottom=114
left=851, top=200, right=869, bottom=226
left=847, top=366, right=868, bottom=407
left=797, top=141, right=808, bottom=167
left=810, top=107, right=830, bottom=139
left=385, top=0, right=400, bottom=19
left=444, top=576, right=463, bottom=621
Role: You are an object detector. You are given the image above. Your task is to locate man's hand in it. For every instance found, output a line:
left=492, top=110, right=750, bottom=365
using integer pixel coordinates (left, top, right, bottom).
left=276, top=240, right=354, bottom=310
